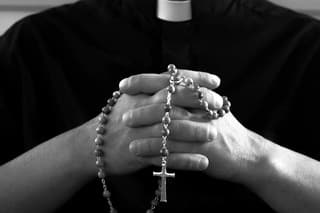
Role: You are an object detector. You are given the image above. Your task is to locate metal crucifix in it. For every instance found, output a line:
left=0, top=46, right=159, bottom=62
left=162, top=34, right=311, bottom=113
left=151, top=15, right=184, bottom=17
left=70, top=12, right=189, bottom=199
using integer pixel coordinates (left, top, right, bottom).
left=153, top=165, right=175, bottom=202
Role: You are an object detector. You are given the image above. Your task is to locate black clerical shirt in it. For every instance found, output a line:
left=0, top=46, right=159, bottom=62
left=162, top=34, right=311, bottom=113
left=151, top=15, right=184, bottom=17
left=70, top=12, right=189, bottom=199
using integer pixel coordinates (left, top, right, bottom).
left=0, top=0, right=320, bottom=212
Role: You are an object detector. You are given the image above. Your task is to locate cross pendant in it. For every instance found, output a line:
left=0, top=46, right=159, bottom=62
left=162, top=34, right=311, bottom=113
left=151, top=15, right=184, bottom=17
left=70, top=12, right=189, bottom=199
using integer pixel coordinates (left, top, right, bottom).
left=153, top=166, right=175, bottom=202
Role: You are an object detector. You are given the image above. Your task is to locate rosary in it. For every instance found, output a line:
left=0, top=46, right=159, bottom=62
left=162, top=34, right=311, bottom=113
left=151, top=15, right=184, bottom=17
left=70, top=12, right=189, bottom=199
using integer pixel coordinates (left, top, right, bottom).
left=94, top=65, right=231, bottom=213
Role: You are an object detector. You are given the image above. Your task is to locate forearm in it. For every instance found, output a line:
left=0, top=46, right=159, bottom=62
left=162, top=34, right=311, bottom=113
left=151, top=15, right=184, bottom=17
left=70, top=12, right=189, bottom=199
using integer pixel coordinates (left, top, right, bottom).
left=0, top=122, right=96, bottom=213
left=248, top=132, right=320, bottom=213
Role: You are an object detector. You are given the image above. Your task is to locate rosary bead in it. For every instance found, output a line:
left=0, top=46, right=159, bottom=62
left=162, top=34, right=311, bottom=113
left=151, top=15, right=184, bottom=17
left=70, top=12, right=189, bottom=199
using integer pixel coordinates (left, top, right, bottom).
left=151, top=199, right=158, bottom=207
left=170, top=75, right=182, bottom=85
left=107, top=98, right=117, bottom=106
left=96, top=158, right=104, bottom=168
left=185, top=78, right=194, bottom=87
left=167, top=85, right=176, bottom=94
left=96, top=126, right=106, bottom=135
left=218, top=109, right=226, bottom=117
left=113, top=91, right=121, bottom=99
left=160, top=147, right=169, bottom=157
left=103, top=190, right=111, bottom=198
left=222, top=96, right=229, bottom=102
left=99, top=114, right=108, bottom=124
left=228, top=100, right=231, bottom=107
left=162, top=115, right=171, bottom=125
left=161, top=158, right=167, bottom=167
left=167, top=64, right=177, bottom=75
left=167, top=64, right=176, bottom=70
left=94, top=148, right=104, bottom=157
left=198, top=91, right=204, bottom=99
left=222, top=97, right=231, bottom=107
left=221, top=96, right=231, bottom=115
left=155, top=189, right=161, bottom=196
left=164, top=104, right=172, bottom=112
left=102, top=106, right=112, bottom=114
left=110, top=208, right=118, bottom=213
left=223, top=105, right=231, bottom=113
left=95, top=136, right=104, bottom=146
left=208, top=110, right=219, bottom=120
left=225, top=100, right=231, bottom=108
left=201, top=101, right=209, bottom=110
left=98, top=170, right=106, bottom=179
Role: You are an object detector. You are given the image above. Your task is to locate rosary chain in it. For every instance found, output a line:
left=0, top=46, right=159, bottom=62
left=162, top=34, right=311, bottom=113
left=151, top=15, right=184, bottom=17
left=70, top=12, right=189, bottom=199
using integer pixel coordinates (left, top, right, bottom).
left=93, top=64, right=231, bottom=213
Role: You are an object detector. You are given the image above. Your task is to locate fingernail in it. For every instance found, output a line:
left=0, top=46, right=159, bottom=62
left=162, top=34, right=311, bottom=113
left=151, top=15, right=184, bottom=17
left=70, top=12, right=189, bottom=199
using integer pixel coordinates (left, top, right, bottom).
left=210, top=76, right=221, bottom=88
left=122, top=112, right=129, bottom=122
left=119, top=78, right=128, bottom=90
left=199, top=157, right=209, bottom=170
left=122, top=111, right=132, bottom=125
left=208, top=128, right=217, bottom=141
left=129, top=141, right=140, bottom=155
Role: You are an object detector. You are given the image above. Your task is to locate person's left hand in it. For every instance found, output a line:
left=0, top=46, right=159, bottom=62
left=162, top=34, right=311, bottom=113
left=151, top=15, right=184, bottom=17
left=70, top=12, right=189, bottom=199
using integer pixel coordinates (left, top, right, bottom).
left=120, top=71, right=269, bottom=186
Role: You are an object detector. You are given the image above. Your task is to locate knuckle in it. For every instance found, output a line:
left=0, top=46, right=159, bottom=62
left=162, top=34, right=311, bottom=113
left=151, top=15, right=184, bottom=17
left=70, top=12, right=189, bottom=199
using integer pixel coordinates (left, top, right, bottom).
left=152, top=89, right=166, bottom=104
left=170, top=121, right=180, bottom=136
left=146, top=139, right=153, bottom=153
left=171, top=106, right=190, bottom=120
left=187, top=156, right=198, bottom=170
left=197, top=71, right=207, bottom=82
left=201, top=124, right=215, bottom=141
left=193, top=124, right=205, bottom=141
left=209, top=126, right=217, bottom=140
left=205, top=124, right=212, bottom=141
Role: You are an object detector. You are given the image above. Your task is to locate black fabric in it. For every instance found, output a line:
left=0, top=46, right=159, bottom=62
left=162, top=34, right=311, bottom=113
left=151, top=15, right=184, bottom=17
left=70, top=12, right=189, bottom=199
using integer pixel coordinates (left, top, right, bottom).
left=0, top=0, right=320, bottom=212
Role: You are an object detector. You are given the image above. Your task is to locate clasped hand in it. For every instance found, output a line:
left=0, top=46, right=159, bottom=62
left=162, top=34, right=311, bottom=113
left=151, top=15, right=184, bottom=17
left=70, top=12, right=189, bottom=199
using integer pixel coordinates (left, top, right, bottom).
left=98, top=70, right=266, bottom=186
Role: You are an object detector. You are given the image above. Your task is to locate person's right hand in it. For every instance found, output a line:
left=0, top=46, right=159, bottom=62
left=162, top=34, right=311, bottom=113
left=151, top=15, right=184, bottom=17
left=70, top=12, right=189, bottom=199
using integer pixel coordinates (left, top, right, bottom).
left=84, top=71, right=221, bottom=176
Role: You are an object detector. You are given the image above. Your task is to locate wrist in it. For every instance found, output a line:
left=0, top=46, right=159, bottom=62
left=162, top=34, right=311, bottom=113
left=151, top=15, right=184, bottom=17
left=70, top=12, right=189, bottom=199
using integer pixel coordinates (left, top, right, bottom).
left=239, top=130, right=279, bottom=191
left=68, top=117, right=99, bottom=180
left=242, top=131, right=302, bottom=200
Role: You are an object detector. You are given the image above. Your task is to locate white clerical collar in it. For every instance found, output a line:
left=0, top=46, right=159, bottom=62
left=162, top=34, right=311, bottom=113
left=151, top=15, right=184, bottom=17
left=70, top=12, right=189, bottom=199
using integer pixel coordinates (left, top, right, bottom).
left=157, top=0, right=192, bottom=22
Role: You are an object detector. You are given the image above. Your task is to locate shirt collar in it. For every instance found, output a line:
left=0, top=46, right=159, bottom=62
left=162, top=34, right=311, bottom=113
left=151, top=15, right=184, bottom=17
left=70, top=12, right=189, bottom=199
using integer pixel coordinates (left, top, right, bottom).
left=87, top=0, right=237, bottom=21
left=157, top=0, right=192, bottom=22
left=83, top=0, right=238, bottom=39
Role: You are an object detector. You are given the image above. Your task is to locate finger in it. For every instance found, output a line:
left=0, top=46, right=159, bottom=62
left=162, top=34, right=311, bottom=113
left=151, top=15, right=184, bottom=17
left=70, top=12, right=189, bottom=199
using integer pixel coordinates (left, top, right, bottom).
left=134, top=120, right=217, bottom=142
left=119, top=74, right=168, bottom=95
left=142, top=153, right=209, bottom=171
left=123, top=104, right=207, bottom=127
left=175, top=69, right=221, bottom=89
left=129, top=138, right=204, bottom=157
left=119, top=70, right=220, bottom=95
left=150, top=85, right=223, bottom=110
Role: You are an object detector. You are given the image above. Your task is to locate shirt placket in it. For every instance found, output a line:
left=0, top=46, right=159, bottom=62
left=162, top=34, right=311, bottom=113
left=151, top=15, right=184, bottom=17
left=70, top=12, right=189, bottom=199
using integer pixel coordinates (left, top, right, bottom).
left=160, top=21, right=193, bottom=70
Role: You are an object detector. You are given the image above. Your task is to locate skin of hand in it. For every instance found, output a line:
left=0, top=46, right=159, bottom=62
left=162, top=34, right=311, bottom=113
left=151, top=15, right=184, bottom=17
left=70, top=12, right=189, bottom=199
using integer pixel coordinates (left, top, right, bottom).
left=120, top=71, right=320, bottom=213
left=127, top=108, right=268, bottom=185
left=83, top=70, right=222, bottom=176
left=120, top=71, right=270, bottom=185
left=0, top=70, right=220, bottom=213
